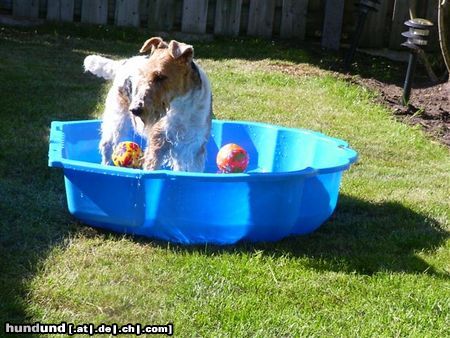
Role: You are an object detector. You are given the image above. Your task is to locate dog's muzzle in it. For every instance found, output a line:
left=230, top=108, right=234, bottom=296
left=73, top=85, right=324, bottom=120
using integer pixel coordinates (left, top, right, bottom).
left=130, top=104, right=167, bottom=125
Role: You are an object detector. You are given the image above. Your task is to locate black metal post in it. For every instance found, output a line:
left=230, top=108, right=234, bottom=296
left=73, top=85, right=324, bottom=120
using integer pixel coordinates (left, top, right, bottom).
left=344, top=10, right=368, bottom=70
left=343, top=0, right=380, bottom=70
left=400, top=18, right=433, bottom=105
left=402, top=51, right=418, bottom=105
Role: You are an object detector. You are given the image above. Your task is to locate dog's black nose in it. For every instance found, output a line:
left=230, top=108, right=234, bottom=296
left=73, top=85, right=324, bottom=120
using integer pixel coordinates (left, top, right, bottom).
left=130, top=107, right=143, bottom=116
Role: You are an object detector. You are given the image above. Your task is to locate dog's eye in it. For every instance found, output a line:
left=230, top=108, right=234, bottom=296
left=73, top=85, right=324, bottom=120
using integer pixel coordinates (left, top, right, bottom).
left=153, top=73, right=167, bottom=83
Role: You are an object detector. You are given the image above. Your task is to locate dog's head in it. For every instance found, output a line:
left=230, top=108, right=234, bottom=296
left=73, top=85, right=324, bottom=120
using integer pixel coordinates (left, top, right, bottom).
left=124, top=37, right=201, bottom=126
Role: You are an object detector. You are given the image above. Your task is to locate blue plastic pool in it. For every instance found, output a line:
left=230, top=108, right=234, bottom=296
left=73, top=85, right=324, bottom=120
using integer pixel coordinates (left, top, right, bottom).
left=48, top=119, right=357, bottom=244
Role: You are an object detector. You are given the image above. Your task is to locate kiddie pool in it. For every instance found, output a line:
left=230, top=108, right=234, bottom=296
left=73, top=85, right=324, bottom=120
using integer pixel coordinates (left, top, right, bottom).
left=48, top=119, right=357, bottom=244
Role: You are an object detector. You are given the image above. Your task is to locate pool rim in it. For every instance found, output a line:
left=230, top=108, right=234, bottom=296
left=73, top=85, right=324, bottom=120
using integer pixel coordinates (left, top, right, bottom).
left=49, top=119, right=358, bottom=181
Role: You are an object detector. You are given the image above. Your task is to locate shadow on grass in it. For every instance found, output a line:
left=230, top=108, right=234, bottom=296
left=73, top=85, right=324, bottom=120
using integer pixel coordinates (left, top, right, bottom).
left=3, top=22, right=422, bottom=86
left=135, top=194, right=449, bottom=278
left=8, top=21, right=448, bottom=88
left=0, top=30, right=104, bottom=326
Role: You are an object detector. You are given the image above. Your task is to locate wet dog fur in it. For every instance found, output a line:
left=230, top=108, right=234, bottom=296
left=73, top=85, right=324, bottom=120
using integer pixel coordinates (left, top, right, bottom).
left=84, top=37, right=212, bottom=172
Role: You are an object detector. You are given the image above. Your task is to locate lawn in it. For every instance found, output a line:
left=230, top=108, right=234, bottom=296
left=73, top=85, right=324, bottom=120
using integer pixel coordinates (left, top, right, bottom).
left=0, top=25, right=449, bottom=337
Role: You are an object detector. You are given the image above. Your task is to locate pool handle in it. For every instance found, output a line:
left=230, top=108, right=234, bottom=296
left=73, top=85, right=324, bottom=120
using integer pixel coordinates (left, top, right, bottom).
left=338, top=144, right=358, bottom=165
left=48, top=121, right=65, bottom=168
left=317, top=133, right=358, bottom=165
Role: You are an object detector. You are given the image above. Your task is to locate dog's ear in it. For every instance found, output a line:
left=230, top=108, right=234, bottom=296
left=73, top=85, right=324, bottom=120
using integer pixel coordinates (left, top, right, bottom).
left=168, top=40, right=194, bottom=62
left=139, top=37, right=167, bottom=54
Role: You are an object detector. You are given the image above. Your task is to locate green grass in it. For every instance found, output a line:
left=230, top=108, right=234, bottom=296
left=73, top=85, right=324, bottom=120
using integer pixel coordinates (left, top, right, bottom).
left=0, top=25, right=449, bottom=337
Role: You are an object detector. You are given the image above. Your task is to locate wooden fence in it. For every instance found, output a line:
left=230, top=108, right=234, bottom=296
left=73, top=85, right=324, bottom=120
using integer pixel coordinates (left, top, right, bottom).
left=0, top=0, right=441, bottom=51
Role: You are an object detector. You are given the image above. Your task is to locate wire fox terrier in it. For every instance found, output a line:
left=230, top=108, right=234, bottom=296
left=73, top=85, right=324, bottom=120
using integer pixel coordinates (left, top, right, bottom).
left=84, top=37, right=212, bottom=172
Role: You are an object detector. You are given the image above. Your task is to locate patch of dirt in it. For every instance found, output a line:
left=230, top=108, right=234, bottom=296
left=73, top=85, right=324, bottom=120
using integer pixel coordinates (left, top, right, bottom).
left=267, top=61, right=450, bottom=147
left=354, top=77, right=450, bottom=147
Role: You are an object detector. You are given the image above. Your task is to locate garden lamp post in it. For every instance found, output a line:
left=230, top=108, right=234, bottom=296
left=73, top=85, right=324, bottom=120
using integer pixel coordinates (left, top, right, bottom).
left=401, top=18, right=434, bottom=105
left=344, top=0, right=380, bottom=70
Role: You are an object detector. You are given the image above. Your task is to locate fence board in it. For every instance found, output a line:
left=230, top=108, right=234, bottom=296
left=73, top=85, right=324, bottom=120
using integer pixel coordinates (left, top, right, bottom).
left=81, top=0, right=107, bottom=24
left=47, top=0, right=74, bottom=21
left=115, top=0, right=139, bottom=27
left=247, top=0, right=276, bottom=38
left=181, top=0, right=208, bottom=34
left=389, top=0, right=409, bottom=49
left=214, top=0, right=242, bottom=36
left=360, top=0, right=390, bottom=48
left=4, top=0, right=441, bottom=52
left=321, top=0, right=345, bottom=50
left=280, top=0, right=308, bottom=39
left=13, top=0, right=38, bottom=18
left=148, top=0, right=175, bottom=31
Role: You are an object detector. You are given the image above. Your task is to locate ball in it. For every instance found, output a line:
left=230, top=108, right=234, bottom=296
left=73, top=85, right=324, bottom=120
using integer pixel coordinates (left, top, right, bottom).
left=112, top=141, right=142, bottom=168
left=216, top=143, right=249, bottom=173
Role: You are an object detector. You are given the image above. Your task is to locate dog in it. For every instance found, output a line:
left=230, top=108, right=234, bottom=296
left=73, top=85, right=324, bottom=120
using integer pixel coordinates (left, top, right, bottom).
left=83, top=37, right=212, bottom=172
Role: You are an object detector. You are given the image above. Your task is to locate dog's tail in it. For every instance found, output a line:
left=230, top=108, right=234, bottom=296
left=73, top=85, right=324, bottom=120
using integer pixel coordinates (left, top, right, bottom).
left=83, top=55, right=121, bottom=80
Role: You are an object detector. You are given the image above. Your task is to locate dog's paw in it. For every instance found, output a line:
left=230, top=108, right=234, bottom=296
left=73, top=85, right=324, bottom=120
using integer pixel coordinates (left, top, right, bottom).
left=100, top=141, right=114, bottom=166
left=142, top=157, right=159, bottom=171
left=101, top=158, right=113, bottom=166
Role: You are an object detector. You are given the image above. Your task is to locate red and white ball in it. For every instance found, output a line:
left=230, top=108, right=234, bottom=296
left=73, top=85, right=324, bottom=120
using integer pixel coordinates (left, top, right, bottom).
left=216, top=143, right=249, bottom=173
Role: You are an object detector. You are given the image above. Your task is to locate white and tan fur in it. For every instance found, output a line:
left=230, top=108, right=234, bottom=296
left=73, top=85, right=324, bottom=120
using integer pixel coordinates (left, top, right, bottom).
left=83, top=37, right=212, bottom=172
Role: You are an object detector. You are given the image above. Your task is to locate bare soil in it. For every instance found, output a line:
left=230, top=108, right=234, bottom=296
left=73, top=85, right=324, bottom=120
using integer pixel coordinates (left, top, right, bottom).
left=354, top=77, right=450, bottom=147
left=271, top=40, right=450, bottom=148
left=270, top=56, right=450, bottom=147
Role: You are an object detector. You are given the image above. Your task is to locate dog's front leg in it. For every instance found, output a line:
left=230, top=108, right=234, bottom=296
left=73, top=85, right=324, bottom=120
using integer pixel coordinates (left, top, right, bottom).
left=143, top=122, right=169, bottom=170
left=190, top=144, right=207, bottom=172
left=99, top=87, right=131, bottom=165
left=100, top=116, right=128, bottom=165
left=99, top=130, right=115, bottom=165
